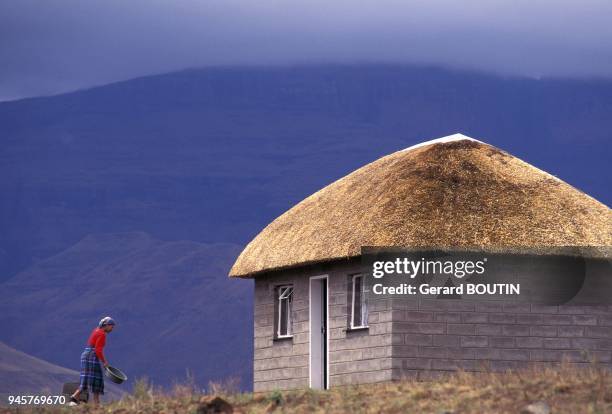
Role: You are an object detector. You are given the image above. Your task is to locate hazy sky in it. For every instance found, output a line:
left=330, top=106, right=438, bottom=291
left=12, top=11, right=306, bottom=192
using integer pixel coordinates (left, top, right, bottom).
left=1, top=0, right=612, bottom=101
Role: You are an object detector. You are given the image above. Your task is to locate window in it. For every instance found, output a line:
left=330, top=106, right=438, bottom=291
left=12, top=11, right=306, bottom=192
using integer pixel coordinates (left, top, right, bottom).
left=277, top=285, right=293, bottom=338
left=350, top=274, right=368, bottom=329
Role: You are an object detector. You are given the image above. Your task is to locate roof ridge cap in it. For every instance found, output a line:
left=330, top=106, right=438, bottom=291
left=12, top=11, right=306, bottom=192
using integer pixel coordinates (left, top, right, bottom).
left=401, top=133, right=483, bottom=152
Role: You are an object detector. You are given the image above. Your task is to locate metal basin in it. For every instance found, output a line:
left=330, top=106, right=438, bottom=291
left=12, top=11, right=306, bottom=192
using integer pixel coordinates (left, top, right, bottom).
left=105, top=365, right=128, bottom=384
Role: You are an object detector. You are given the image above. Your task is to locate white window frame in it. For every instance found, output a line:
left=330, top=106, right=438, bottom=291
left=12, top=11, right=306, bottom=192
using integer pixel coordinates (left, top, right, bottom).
left=277, top=285, right=294, bottom=338
left=350, top=274, right=369, bottom=329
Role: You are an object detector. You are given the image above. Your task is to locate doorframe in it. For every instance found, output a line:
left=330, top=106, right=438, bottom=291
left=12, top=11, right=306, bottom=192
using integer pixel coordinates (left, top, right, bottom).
left=309, top=274, right=329, bottom=389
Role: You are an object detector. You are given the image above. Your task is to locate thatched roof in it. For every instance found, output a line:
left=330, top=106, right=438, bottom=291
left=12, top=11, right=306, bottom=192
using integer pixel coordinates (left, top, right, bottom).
left=230, top=134, right=611, bottom=278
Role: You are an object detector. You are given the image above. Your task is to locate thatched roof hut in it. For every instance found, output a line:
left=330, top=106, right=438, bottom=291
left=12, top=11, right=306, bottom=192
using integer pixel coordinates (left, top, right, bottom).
left=230, top=133, right=611, bottom=278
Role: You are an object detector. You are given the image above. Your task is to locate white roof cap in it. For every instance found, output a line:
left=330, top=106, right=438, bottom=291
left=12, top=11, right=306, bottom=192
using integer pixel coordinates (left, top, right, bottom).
left=402, top=133, right=483, bottom=152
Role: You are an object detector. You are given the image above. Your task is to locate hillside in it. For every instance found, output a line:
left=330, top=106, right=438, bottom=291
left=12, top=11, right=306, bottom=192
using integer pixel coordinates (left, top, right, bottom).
left=1, top=65, right=611, bottom=279
left=0, top=232, right=253, bottom=390
left=3, top=365, right=610, bottom=413
left=0, top=341, right=124, bottom=402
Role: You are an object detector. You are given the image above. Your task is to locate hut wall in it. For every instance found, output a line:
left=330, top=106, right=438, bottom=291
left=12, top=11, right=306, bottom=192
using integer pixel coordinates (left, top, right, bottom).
left=253, top=256, right=612, bottom=391
left=391, top=254, right=612, bottom=379
left=392, top=300, right=612, bottom=379
left=253, top=261, right=394, bottom=392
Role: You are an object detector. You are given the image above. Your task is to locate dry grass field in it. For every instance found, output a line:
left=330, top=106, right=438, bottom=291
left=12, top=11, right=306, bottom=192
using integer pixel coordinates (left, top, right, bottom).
left=3, top=364, right=611, bottom=414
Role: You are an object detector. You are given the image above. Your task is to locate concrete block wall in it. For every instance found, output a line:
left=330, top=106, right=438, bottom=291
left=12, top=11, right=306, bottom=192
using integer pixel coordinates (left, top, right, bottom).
left=392, top=299, right=612, bottom=380
left=253, top=271, right=309, bottom=391
left=252, top=255, right=611, bottom=391
left=328, top=262, right=393, bottom=387
left=253, top=260, right=394, bottom=391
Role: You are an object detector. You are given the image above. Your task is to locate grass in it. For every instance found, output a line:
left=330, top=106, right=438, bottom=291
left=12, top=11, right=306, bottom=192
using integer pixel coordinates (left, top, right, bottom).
left=3, top=364, right=611, bottom=413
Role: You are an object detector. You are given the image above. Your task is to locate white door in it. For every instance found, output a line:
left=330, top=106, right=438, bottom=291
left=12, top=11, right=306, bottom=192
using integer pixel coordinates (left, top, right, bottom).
left=309, top=276, right=328, bottom=389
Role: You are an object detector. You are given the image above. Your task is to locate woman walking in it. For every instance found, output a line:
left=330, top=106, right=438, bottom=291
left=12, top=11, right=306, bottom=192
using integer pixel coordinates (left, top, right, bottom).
left=70, top=316, right=116, bottom=405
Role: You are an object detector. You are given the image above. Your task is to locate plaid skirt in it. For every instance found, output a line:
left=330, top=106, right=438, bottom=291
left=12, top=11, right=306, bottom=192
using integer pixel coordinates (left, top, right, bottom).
left=79, top=346, right=104, bottom=394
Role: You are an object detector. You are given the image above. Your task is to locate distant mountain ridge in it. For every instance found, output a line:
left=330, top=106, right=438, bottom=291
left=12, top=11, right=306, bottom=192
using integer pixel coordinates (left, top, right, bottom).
left=1, top=65, right=611, bottom=279
left=1, top=64, right=611, bottom=391
left=0, top=232, right=252, bottom=390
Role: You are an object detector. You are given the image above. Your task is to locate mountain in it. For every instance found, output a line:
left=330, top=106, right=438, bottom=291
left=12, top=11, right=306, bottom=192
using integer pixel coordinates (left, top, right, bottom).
left=0, top=341, right=124, bottom=401
left=0, top=232, right=252, bottom=390
left=1, top=65, right=611, bottom=279
left=1, top=64, right=611, bottom=391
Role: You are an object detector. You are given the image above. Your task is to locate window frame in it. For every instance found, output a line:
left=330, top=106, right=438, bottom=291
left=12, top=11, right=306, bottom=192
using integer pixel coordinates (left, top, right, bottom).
left=350, top=274, right=369, bottom=329
left=276, top=285, right=294, bottom=339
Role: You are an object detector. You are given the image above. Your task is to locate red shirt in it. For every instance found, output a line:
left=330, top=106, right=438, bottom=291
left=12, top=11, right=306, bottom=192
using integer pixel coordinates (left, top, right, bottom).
left=87, top=328, right=107, bottom=363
